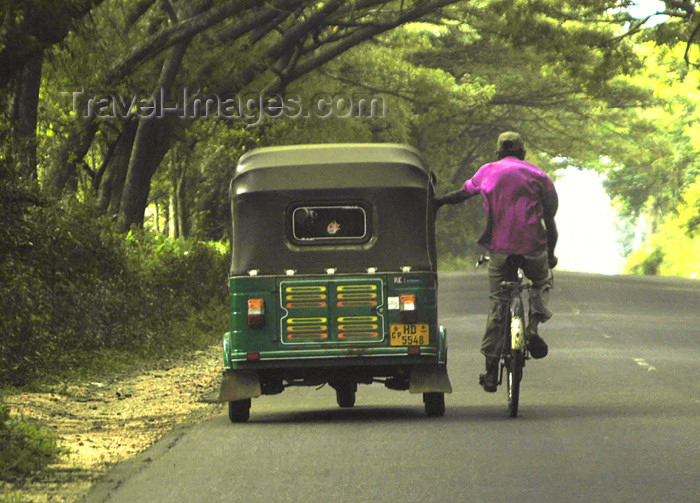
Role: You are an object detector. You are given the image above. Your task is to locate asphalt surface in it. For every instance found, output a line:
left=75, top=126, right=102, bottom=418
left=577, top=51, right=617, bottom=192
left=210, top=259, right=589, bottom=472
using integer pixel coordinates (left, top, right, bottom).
left=83, top=271, right=700, bottom=503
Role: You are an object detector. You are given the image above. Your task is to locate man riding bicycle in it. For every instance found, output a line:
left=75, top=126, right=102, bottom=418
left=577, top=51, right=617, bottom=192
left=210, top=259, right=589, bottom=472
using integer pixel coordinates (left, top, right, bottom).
left=434, top=132, right=558, bottom=393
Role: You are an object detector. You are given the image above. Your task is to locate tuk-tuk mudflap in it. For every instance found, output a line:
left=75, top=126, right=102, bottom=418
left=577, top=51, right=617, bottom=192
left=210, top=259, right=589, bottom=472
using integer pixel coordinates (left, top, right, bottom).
left=218, top=370, right=262, bottom=402
left=408, top=364, right=452, bottom=394
left=408, top=325, right=451, bottom=393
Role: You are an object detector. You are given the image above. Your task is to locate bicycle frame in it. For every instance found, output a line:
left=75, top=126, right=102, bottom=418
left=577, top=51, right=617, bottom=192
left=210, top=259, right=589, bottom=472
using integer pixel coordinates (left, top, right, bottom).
left=508, top=283, right=526, bottom=352
left=492, top=272, right=532, bottom=417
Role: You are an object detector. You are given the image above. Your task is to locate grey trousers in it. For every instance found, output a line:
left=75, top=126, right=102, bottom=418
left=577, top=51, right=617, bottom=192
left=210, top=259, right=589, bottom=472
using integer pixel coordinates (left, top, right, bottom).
left=481, top=251, right=553, bottom=357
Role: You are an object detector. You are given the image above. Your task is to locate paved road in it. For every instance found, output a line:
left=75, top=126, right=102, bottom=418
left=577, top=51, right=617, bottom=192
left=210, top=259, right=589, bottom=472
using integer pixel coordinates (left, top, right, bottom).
left=84, top=271, right=700, bottom=503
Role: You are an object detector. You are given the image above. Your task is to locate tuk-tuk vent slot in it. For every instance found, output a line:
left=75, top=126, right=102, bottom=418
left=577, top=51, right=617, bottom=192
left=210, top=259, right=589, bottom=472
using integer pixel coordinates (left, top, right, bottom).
left=337, top=293, right=377, bottom=300
left=337, top=300, right=378, bottom=307
left=338, top=332, right=380, bottom=340
left=337, top=284, right=376, bottom=292
left=287, top=294, right=326, bottom=300
left=286, top=301, right=327, bottom=308
left=286, top=333, right=329, bottom=341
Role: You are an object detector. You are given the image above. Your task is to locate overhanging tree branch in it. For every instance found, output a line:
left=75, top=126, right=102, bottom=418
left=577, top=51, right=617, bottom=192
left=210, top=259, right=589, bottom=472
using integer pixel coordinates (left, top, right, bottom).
left=103, top=0, right=259, bottom=84
left=685, top=21, right=700, bottom=67
left=264, top=0, right=461, bottom=93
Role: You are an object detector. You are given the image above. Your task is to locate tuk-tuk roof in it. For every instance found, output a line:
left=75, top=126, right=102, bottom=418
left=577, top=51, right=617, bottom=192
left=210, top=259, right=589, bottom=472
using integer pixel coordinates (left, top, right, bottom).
left=237, top=143, right=427, bottom=171
left=233, top=143, right=430, bottom=193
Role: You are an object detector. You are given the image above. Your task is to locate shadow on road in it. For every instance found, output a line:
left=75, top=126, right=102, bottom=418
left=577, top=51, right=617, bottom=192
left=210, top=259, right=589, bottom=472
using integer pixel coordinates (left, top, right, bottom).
left=222, top=399, right=698, bottom=425
left=238, top=406, right=426, bottom=424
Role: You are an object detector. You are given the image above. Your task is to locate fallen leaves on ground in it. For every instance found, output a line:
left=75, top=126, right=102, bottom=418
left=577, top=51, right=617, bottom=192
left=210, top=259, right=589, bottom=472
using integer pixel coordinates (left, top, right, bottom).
left=2, top=346, right=224, bottom=503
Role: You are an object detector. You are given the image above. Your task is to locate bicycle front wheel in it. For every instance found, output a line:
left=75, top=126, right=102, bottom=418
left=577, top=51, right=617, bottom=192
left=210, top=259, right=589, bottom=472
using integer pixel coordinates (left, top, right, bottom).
left=506, top=349, right=524, bottom=417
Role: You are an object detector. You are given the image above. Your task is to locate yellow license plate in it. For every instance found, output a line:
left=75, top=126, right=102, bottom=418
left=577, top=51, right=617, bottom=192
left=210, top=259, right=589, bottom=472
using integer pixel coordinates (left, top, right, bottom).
left=390, top=324, right=429, bottom=346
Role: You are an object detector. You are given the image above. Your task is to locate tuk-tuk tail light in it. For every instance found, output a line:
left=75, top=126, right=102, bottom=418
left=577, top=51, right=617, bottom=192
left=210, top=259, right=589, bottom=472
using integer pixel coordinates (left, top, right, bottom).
left=399, top=294, right=416, bottom=323
left=247, top=298, right=265, bottom=328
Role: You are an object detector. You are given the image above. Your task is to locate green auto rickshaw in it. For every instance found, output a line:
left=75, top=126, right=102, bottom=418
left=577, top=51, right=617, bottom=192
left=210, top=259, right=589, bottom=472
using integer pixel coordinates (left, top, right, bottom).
left=219, top=143, right=451, bottom=422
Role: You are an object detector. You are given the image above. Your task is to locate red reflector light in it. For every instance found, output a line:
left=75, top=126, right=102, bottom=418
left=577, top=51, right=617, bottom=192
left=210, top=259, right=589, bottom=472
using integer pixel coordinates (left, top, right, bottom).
left=399, top=294, right=416, bottom=323
left=408, top=346, right=421, bottom=355
left=400, top=294, right=416, bottom=308
left=247, top=352, right=260, bottom=361
left=247, top=298, right=265, bottom=328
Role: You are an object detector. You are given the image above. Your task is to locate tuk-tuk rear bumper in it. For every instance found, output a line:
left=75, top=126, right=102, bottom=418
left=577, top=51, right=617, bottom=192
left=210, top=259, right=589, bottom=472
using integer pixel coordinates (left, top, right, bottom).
left=218, top=326, right=451, bottom=401
left=217, top=362, right=451, bottom=402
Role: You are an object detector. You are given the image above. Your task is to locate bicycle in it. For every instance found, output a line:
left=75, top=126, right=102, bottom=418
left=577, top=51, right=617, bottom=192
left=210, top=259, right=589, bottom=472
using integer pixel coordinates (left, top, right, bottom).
left=476, top=255, right=532, bottom=418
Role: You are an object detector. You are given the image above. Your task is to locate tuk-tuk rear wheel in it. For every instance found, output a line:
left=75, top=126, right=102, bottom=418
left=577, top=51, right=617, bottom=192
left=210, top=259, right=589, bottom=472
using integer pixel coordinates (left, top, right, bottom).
left=228, top=398, right=251, bottom=423
left=336, top=388, right=356, bottom=408
left=423, top=392, right=445, bottom=417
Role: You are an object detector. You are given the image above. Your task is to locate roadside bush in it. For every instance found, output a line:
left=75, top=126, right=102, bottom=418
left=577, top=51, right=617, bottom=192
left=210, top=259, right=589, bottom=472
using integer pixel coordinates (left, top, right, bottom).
left=625, top=176, right=700, bottom=278
left=627, top=246, right=665, bottom=275
left=0, top=188, right=229, bottom=386
left=0, top=400, right=67, bottom=480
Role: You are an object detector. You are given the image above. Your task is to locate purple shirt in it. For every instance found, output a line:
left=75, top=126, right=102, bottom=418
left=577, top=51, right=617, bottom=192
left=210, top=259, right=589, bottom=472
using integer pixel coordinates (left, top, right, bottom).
left=462, top=157, right=558, bottom=256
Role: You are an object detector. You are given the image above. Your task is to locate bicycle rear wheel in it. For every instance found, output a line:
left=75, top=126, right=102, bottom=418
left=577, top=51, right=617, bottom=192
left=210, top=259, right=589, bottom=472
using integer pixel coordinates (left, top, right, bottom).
left=506, top=293, right=526, bottom=417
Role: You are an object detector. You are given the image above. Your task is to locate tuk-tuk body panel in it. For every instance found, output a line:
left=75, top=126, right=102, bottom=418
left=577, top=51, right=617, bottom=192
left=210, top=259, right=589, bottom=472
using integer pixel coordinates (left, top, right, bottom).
left=225, top=272, right=440, bottom=369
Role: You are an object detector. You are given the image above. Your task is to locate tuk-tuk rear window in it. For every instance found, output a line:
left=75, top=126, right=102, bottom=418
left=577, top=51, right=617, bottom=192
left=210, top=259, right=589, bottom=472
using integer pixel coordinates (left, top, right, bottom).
left=290, top=205, right=370, bottom=244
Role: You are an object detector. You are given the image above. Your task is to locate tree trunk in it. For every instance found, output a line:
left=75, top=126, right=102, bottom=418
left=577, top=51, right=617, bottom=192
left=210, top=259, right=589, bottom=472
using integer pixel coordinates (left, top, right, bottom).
left=116, top=39, right=190, bottom=232
left=116, top=115, right=177, bottom=231
left=170, top=174, right=180, bottom=238
left=162, top=190, right=171, bottom=236
left=154, top=199, right=161, bottom=234
left=8, top=54, right=43, bottom=180
left=176, top=164, right=190, bottom=239
left=97, top=119, right=138, bottom=217
left=47, top=119, right=99, bottom=195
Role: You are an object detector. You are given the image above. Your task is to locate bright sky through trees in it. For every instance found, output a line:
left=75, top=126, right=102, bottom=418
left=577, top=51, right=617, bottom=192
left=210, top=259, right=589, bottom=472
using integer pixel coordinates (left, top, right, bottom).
left=554, top=168, right=622, bottom=275
left=629, top=0, right=669, bottom=25
left=550, top=0, right=667, bottom=275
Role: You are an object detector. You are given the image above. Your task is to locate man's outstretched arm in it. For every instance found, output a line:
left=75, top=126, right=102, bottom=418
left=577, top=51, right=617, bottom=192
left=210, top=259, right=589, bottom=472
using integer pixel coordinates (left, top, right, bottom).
left=434, top=189, right=473, bottom=209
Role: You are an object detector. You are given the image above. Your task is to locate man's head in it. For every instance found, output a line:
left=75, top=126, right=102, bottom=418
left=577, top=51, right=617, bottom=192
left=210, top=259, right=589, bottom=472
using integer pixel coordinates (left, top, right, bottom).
left=496, top=131, right=526, bottom=160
